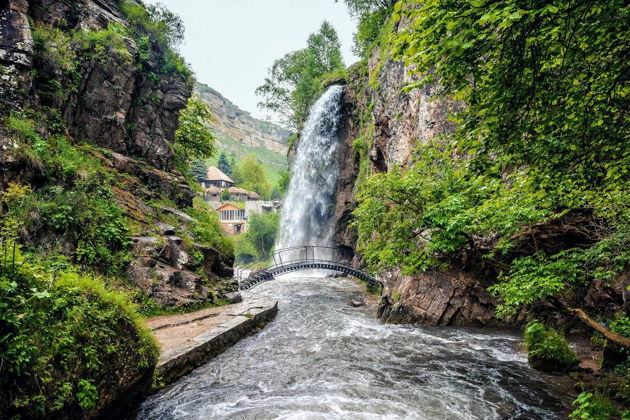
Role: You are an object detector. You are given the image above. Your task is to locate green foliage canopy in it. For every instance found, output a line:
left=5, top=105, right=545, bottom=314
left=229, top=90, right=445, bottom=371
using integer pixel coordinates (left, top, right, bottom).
left=392, top=0, right=629, bottom=215
left=336, top=0, right=397, bottom=57
left=256, top=22, right=345, bottom=129
left=217, top=152, right=233, bottom=176
left=232, top=155, right=272, bottom=199
left=235, top=213, right=280, bottom=263
left=174, top=96, right=216, bottom=164
left=354, top=0, right=630, bottom=319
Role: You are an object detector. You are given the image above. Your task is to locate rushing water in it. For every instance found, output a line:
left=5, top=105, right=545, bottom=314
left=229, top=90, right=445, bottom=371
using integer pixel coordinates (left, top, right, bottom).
left=138, top=87, right=569, bottom=419
left=277, top=85, right=344, bottom=249
left=138, top=276, right=570, bottom=419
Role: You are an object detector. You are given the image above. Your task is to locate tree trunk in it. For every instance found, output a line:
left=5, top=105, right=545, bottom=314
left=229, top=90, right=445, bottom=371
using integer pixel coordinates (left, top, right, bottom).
left=569, top=307, right=630, bottom=349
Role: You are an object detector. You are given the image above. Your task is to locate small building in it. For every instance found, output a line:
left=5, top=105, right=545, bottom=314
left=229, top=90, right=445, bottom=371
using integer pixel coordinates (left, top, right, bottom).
left=216, top=203, right=247, bottom=235
left=247, top=191, right=261, bottom=201
left=201, top=166, right=235, bottom=189
left=204, top=186, right=221, bottom=202
left=227, top=187, right=249, bottom=202
left=245, top=200, right=277, bottom=219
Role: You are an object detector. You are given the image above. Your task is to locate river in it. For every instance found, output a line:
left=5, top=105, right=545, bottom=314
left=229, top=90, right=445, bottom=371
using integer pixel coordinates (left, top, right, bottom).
left=137, top=275, right=571, bottom=419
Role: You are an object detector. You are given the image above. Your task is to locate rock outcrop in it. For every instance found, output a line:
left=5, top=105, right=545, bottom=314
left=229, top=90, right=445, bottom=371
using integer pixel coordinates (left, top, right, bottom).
left=195, top=81, right=290, bottom=154
left=333, top=21, right=615, bottom=327
left=0, top=1, right=238, bottom=416
left=0, top=0, right=236, bottom=308
left=331, top=24, right=497, bottom=327
left=0, top=0, right=190, bottom=170
left=377, top=269, right=508, bottom=326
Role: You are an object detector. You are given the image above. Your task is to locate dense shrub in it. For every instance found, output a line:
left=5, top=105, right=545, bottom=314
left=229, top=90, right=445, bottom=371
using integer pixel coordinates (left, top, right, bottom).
left=32, top=23, right=132, bottom=101
left=186, top=199, right=234, bottom=257
left=0, top=186, right=157, bottom=418
left=118, top=0, right=192, bottom=79
left=4, top=115, right=132, bottom=275
left=570, top=392, right=620, bottom=420
left=524, top=320, right=579, bottom=371
left=0, top=250, right=158, bottom=417
left=235, top=213, right=279, bottom=263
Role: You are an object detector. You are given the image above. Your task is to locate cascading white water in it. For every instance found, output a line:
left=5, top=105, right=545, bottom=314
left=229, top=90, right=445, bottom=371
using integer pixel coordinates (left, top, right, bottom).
left=277, top=85, right=344, bottom=249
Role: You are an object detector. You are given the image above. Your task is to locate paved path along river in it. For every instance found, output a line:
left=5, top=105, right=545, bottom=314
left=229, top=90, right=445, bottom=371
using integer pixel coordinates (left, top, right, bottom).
left=137, top=276, right=572, bottom=419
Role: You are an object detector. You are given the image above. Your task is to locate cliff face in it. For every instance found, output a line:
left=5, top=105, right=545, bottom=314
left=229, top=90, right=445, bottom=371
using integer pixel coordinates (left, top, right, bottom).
left=1, top=0, right=235, bottom=306
left=335, top=22, right=618, bottom=328
left=1, top=0, right=190, bottom=170
left=0, top=0, right=238, bottom=416
left=333, top=25, right=504, bottom=327
left=196, top=81, right=290, bottom=155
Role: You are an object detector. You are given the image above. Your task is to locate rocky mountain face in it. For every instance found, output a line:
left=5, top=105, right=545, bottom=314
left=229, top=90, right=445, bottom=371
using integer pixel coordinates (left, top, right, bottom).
left=0, top=2, right=236, bottom=413
left=1, top=0, right=189, bottom=170
left=332, top=21, right=612, bottom=327
left=1, top=0, right=235, bottom=307
left=195, top=81, right=290, bottom=155
left=333, top=53, right=501, bottom=326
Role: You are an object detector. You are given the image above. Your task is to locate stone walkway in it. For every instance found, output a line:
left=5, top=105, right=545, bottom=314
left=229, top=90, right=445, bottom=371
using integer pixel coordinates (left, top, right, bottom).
left=146, top=292, right=278, bottom=384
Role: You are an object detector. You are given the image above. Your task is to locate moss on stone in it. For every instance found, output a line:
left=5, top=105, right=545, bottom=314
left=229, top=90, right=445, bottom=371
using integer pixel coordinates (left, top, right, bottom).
left=524, top=320, right=579, bottom=371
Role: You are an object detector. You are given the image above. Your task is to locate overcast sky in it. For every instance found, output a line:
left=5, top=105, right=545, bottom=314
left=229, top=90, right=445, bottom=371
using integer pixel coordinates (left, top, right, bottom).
left=144, top=0, right=359, bottom=124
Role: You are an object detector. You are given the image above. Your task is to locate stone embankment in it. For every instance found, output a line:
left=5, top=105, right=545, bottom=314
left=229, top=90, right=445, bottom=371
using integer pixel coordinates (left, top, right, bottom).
left=147, top=293, right=278, bottom=385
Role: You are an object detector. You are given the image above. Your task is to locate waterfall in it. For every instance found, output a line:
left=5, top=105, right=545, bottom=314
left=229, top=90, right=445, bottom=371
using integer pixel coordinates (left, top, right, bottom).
left=277, top=85, right=344, bottom=249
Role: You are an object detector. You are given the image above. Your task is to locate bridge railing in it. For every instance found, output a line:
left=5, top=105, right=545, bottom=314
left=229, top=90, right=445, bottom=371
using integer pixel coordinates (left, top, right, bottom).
left=271, top=245, right=353, bottom=268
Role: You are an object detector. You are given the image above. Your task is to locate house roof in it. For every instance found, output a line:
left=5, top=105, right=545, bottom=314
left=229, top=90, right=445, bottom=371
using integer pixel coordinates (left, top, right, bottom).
left=227, top=187, right=248, bottom=194
left=205, top=166, right=234, bottom=183
left=247, top=191, right=261, bottom=199
left=205, top=186, right=221, bottom=194
left=216, top=203, right=242, bottom=211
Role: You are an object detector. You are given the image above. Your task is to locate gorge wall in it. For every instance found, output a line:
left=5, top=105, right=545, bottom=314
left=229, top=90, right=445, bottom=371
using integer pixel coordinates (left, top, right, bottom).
left=332, top=22, right=614, bottom=327
left=1, top=0, right=235, bottom=309
left=1, top=0, right=239, bottom=416
left=334, top=52, right=503, bottom=326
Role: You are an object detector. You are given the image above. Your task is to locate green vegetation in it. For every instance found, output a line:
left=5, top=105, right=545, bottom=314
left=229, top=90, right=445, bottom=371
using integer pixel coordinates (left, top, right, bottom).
left=354, top=0, right=629, bottom=319
left=256, top=22, right=345, bottom=129
left=0, top=1, right=231, bottom=415
left=336, top=0, right=397, bottom=58
left=232, top=154, right=273, bottom=199
left=0, top=185, right=157, bottom=417
left=174, top=95, right=216, bottom=182
left=118, top=0, right=191, bottom=79
left=190, top=159, right=208, bottom=182
left=206, top=130, right=287, bottom=185
left=5, top=113, right=132, bottom=274
left=276, top=170, right=290, bottom=196
left=186, top=198, right=234, bottom=257
left=217, top=151, right=235, bottom=177
left=235, top=213, right=280, bottom=264
left=523, top=320, right=578, bottom=371
left=32, top=23, right=132, bottom=102
left=570, top=392, right=620, bottom=420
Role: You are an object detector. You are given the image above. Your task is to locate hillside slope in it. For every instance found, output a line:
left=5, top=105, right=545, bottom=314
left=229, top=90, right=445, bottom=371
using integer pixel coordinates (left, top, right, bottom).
left=195, top=82, right=290, bottom=183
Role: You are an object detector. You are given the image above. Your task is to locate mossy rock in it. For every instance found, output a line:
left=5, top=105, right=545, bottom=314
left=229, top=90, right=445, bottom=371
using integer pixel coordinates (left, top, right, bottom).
left=524, top=320, right=579, bottom=372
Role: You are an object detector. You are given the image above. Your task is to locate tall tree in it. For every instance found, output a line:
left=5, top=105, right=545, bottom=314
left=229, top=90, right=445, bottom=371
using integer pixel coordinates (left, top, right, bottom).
left=216, top=152, right=233, bottom=176
left=232, top=155, right=272, bottom=199
left=190, top=159, right=207, bottom=182
left=174, top=95, right=215, bottom=162
left=256, top=22, right=345, bottom=129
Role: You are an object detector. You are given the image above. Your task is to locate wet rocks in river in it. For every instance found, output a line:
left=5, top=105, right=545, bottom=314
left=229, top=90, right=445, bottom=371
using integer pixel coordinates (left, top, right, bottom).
left=349, top=296, right=365, bottom=307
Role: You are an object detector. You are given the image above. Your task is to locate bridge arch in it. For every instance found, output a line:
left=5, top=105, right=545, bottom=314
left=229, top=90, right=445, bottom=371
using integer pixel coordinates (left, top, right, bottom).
left=237, top=246, right=381, bottom=291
